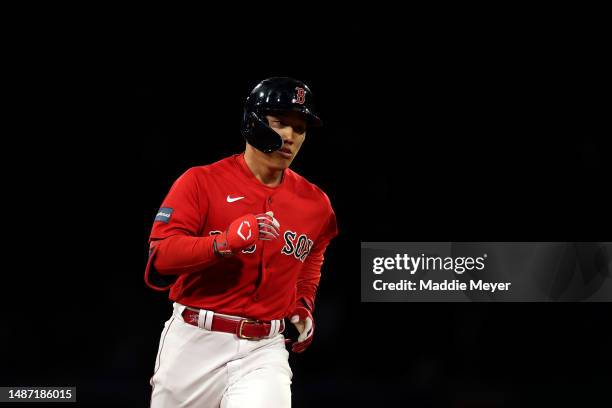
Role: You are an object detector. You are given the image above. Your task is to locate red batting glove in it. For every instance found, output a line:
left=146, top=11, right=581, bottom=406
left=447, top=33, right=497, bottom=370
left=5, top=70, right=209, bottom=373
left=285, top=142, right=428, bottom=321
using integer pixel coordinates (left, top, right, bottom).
left=289, top=304, right=314, bottom=353
left=214, top=212, right=280, bottom=256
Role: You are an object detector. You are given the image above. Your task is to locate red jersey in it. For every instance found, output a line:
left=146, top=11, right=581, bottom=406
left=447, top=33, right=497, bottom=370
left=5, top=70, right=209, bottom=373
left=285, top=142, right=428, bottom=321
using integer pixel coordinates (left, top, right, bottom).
left=146, top=153, right=338, bottom=321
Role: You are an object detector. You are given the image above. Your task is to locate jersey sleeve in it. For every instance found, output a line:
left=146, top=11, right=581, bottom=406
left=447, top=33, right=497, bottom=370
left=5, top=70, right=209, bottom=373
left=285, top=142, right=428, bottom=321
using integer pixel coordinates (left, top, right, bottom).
left=314, top=206, right=338, bottom=252
left=145, top=167, right=209, bottom=290
left=295, top=204, right=338, bottom=309
left=150, top=167, right=208, bottom=240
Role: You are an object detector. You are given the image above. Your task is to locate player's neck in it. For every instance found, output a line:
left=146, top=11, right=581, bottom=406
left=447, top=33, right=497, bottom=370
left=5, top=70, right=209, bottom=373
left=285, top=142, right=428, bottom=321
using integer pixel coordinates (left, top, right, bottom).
left=243, top=148, right=284, bottom=187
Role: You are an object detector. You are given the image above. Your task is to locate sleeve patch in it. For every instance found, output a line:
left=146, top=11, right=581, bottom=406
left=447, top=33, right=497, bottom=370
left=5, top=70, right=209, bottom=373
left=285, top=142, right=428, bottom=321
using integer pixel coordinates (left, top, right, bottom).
left=154, top=207, right=174, bottom=223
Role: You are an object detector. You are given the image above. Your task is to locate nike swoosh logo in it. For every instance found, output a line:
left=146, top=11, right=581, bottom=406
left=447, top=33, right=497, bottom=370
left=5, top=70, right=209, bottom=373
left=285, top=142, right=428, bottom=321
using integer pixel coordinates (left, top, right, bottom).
left=226, top=195, right=245, bottom=203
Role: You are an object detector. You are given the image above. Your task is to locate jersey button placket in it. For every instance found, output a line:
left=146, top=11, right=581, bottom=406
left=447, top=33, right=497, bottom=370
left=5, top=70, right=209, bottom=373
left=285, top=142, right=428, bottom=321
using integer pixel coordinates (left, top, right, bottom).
left=257, top=196, right=272, bottom=304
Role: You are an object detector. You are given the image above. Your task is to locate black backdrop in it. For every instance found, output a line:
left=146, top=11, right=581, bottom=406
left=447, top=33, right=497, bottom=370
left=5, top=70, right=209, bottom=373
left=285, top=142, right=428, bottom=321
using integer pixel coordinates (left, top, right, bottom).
left=2, top=52, right=610, bottom=407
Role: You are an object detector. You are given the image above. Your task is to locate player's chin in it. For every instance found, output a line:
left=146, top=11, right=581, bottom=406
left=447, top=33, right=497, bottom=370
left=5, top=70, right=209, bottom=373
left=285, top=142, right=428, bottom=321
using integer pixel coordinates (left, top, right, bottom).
left=275, top=160, right=293, bottom=170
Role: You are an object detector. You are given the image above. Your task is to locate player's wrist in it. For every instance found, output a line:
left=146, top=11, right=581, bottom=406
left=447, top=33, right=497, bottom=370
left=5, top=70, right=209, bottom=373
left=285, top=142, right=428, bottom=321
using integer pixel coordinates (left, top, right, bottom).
left=213, top=233, right=233, bottom=257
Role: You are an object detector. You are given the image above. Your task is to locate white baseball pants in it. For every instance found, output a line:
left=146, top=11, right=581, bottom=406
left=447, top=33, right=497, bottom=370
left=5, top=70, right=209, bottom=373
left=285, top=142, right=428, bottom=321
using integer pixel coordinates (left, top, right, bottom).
left=150, top=303, right=292, bottom=408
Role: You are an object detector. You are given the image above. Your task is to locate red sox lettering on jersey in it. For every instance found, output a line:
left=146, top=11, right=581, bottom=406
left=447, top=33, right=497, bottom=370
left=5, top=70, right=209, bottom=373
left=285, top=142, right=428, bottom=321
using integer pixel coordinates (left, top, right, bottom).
left=281, top=231, right=314, bottom=262
left=145, top=153, right=338, bottom=321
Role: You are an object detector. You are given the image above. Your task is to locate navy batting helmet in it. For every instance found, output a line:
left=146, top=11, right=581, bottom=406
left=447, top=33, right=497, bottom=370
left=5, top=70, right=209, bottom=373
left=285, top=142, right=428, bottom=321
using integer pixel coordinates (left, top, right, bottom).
left=241, top=77, right=322, bottom=153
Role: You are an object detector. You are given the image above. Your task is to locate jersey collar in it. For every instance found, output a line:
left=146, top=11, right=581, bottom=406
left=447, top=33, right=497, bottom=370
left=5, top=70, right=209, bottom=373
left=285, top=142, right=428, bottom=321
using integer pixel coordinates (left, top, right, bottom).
left=234, top=152, right=291, bottom=191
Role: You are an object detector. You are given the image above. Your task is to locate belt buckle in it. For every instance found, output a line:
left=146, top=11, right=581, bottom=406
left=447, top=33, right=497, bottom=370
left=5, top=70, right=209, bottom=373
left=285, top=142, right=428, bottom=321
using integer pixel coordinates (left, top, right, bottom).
left=237, top=318, right=261, bottom=340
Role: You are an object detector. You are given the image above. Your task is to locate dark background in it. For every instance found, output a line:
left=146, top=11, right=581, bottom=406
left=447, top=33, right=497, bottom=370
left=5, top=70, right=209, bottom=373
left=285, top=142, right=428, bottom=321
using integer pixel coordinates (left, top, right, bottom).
left=2, top=44, right=610, bottom=407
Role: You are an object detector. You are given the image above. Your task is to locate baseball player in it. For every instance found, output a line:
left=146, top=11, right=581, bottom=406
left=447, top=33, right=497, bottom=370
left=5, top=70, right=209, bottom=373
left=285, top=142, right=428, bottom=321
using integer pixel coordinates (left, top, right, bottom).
left=145, top=77, right=338, bottom=407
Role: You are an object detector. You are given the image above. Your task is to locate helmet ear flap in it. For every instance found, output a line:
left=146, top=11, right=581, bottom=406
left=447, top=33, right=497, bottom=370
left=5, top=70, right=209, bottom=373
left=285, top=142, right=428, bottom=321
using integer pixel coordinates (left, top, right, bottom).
left=241, top=109, right=255, bottom=136
left=241, top=110, right=283, bottom=153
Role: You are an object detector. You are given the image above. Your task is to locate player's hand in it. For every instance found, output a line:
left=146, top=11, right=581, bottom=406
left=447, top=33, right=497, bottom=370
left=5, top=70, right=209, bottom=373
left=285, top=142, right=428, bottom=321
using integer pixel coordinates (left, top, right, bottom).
left=256, top=211, right=280, bottom=241
left=289, top=304, right=314, bottom=353
left=214, top=212, right=280, bottom=256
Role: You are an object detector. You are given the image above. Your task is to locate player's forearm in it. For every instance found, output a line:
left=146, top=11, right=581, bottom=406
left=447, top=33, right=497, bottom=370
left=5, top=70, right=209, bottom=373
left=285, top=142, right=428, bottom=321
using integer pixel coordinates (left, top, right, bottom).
left=296, top=253, right=324, bottom=308
left=152, top=235, right=219, bottom=275
left=296, top=279, right=320, bottom=306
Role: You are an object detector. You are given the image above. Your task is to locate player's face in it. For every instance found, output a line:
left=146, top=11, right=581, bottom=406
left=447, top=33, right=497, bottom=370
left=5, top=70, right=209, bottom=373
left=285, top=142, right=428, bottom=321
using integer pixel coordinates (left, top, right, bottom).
left=264, top=112, right=307, bottom=169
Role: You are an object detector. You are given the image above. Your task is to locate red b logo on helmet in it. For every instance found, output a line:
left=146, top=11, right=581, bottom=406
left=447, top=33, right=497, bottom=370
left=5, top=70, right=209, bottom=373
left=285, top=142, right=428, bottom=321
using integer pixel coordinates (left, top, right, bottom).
left=295, top=87, right=305, bottom=104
